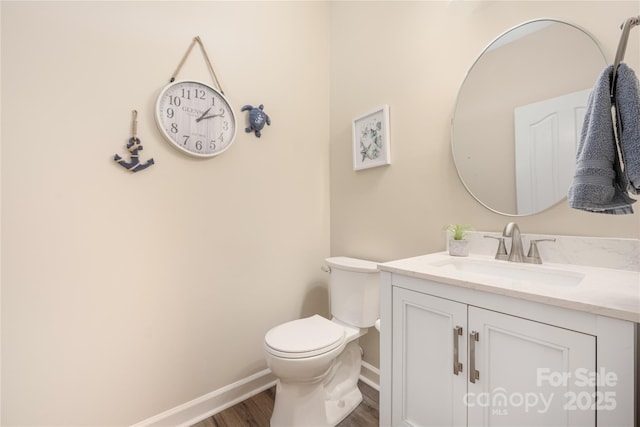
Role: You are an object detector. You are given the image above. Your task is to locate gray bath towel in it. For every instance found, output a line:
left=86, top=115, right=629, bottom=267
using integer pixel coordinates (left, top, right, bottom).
left=614, top=63, right=640, bottom=194
left=568, top=65, right=636, bottom=214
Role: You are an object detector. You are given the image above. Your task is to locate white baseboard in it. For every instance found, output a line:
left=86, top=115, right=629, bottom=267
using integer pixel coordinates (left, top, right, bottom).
left=359, top=360, right=380, bottom=391
left=130, top=369, right=277, bottom=427
left=131, top=363, right=381, bottom=427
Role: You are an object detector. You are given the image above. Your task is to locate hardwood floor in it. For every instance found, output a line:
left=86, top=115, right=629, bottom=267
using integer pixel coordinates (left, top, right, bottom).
left=191, top=381, right=379, bottom=427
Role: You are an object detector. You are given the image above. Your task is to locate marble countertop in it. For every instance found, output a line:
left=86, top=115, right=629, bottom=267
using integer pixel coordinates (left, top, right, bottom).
left=378, top=252, right=640, bottom=323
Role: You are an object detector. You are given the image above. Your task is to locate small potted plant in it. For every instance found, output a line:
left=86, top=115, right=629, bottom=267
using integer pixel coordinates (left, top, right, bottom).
left=445, top=224, right=473, bottom=257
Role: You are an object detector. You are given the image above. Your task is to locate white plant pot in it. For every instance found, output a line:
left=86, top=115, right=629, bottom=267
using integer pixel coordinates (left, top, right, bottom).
left=449, top=239, right=469, bottom=257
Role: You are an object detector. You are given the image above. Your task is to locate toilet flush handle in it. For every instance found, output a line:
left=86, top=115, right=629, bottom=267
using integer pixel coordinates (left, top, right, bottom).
left=321, top=265, right=331, bottom=273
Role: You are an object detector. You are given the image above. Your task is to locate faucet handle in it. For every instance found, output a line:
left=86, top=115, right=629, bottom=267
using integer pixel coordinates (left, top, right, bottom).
left=526, top=238, right=556, bottom=264
left=484, top=235, right=508, bottom=260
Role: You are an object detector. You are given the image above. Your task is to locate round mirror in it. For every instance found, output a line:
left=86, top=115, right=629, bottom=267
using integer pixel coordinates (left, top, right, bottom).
left=451, top=19, right=607, bottom=216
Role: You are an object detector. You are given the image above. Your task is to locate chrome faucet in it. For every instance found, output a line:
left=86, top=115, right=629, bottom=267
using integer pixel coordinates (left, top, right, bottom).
left=503, top=222, right=525, bottom=263
left=500, top=222, right=556, bottom=264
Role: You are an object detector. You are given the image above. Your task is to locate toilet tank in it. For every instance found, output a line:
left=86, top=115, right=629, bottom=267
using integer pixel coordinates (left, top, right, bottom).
left=325, top=257, right=379, bottom=328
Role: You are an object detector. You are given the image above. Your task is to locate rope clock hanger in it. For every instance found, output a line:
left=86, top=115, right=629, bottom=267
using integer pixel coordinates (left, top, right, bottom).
left=114, top=110, right=155, bottom=172
left=155, top=36, right=237, bottom=158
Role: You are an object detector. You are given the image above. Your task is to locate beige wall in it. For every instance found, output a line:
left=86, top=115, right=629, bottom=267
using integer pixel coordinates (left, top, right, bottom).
left=330, top=1, right=640, bottom=368
left=3, top=1, right=640, bottom=426
left=1, top=2, right=330, bottom=425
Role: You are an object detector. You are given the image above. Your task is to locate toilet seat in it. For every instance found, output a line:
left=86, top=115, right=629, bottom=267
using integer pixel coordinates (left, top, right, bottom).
left=265, top=315, right=345, bottom=359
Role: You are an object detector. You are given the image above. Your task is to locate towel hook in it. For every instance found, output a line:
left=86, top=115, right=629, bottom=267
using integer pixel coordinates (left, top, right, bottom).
left=611, top=15, right=639, bottom=99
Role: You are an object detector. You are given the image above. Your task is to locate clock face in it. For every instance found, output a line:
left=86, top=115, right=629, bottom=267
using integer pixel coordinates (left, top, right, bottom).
left=155, top=80, right=237, bottom=157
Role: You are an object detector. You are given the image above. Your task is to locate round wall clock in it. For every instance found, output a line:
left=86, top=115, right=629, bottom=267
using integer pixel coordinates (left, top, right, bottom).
left=155, top=80, right=237, bottom=157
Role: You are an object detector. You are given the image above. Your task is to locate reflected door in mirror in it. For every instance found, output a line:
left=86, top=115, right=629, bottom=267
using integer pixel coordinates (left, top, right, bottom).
left=514, top=89, right=590, bottom=214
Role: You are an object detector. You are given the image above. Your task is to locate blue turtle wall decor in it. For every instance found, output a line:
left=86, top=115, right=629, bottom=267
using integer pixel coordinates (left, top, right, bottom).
left=242, top=104, right=271, bottom=137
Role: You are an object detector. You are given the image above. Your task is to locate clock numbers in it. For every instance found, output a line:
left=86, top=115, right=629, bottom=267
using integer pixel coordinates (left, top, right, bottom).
left=156, top=80, right=236, bottom=157
left=180, top=88, right=207, bottom=100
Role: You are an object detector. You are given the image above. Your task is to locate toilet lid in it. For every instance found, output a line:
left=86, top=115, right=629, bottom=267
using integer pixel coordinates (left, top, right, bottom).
left=265, top=315, right=345, bottom=358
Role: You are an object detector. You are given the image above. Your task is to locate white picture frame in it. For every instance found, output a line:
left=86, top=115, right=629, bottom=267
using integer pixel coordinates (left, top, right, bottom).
left=352, top=105, right=391, bottom=171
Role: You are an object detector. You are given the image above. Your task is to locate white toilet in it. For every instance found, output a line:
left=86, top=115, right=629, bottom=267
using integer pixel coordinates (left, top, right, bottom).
left=263, top=257, right=379, bottom=427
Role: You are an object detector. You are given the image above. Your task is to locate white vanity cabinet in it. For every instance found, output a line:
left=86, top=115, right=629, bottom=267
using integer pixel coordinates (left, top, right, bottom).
left=379, top=258, right=638, bottom=427
left=391, top=286, right=595, bottom=427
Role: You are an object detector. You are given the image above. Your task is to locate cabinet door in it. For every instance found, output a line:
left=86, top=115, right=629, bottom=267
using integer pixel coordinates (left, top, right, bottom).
left=392, top=287, right=468, bottom=427
left=467, top=307, right=596, bottom=427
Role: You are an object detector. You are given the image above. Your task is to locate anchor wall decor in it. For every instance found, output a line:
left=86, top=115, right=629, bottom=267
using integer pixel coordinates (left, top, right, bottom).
left=114, top=110, right=155, bottom=172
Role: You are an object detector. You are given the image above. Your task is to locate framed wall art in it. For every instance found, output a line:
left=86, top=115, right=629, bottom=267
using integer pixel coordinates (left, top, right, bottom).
left=352, top=105, right=391, bottom=171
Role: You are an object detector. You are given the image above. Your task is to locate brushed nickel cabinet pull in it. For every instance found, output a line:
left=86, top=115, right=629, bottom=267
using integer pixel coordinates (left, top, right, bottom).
left=469, top=331, right=480, bottom=383
left=453, top=326, right=463, bottom=375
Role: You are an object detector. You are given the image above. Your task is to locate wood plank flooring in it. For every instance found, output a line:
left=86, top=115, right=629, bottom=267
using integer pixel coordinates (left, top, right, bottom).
left=191, top=381, right=379, bottom=427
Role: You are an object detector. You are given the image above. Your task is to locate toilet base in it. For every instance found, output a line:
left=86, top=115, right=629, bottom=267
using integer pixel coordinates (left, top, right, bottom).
left=270, top=379, right=363, bottom=427
left=325, top=386, right=362, bottom=426
left=271, top=377, right=329, bottom=427
left=269, top=341, right=363, bottom=427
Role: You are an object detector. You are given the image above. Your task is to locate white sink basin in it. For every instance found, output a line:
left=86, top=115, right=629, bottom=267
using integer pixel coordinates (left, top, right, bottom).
left=429, top=257, right=585, bottom=287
